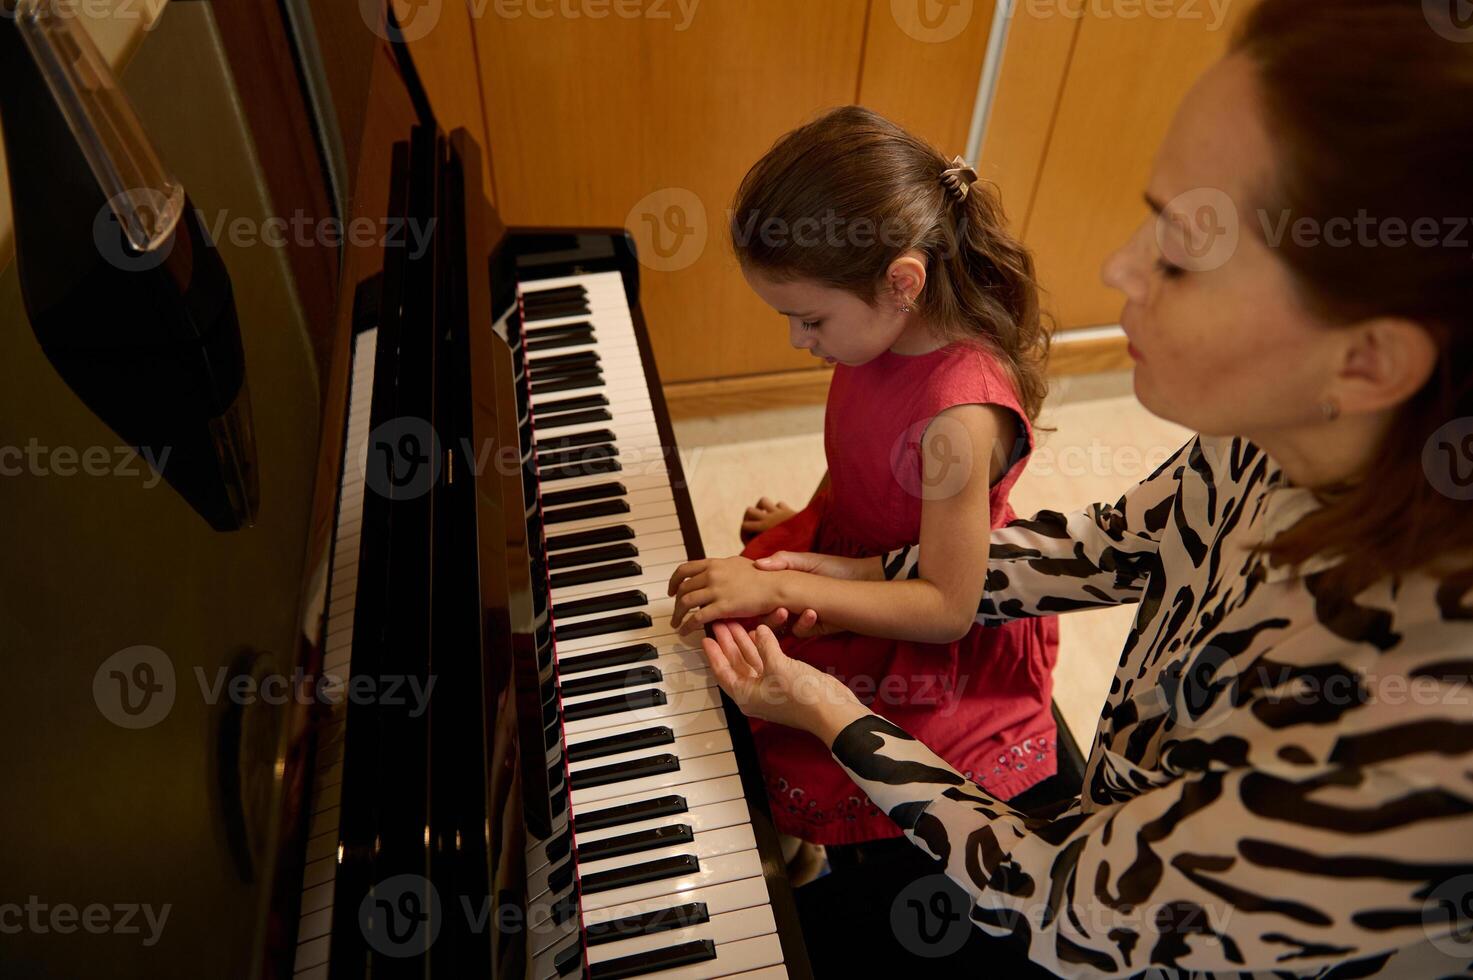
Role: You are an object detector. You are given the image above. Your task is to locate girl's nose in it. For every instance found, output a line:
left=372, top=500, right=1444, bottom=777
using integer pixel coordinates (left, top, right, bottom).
left=789, top=323, right=816, bottom=350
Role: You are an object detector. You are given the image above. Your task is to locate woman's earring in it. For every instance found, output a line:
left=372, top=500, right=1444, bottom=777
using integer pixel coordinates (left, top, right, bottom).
left=1320, top=398, right=1342, bottom=422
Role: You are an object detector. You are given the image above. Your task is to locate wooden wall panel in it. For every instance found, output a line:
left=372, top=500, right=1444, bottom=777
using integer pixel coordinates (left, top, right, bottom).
left=1014, top=4, right=1249, bottom=328
left=403, top=0, right=498, bottom=206
left=858, top=0, right=996, bottom=153
left=473, top=1, right=872, bottom=383
left=976, top=6, right=1080, bottom=234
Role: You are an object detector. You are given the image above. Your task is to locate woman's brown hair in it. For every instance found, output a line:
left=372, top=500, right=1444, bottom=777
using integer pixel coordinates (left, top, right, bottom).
left=729, top=106, right=1051, bottom=422
left=1234, top=0, right=1473, bottom=595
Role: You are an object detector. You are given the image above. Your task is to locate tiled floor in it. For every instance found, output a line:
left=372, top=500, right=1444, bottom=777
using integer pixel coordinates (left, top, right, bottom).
left=672, top=370, right=1192, bottom=750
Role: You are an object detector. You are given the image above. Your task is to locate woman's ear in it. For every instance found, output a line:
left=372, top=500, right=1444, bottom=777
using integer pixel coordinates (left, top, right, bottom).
left=886, top=252, right=928, bottom=310
left=1332, top=317, right=1439, bottom=416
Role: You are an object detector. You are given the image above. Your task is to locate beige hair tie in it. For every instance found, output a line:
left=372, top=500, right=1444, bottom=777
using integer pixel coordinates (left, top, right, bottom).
left=940, top=156, right=979, bottom=203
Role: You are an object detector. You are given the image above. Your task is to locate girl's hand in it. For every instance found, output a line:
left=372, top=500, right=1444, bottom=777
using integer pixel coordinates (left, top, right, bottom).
left=753, top=551, right=885, bottom=582
left=740, top=497, right=797, bottom=542
left=667, top=557, right=786, bottom=634
left=700, top=622, right=868, bottom=739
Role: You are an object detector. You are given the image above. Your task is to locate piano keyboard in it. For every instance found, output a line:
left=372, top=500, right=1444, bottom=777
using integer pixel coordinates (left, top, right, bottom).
left=518, top=272, right=790, bottom=980
left=293, top=328, right=378, bottom=979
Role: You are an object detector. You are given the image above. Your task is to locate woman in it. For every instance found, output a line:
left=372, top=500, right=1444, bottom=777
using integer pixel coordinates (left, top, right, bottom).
left=682, top=0, right=1473, bottom=975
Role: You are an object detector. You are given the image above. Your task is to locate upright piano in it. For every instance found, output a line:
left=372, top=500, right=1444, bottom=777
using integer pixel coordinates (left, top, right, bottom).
left=275, top=26, right=811, bottom=980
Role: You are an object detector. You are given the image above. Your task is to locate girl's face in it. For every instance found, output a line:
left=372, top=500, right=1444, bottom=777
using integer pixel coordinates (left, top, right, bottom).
left=1101, top=55, right=1344, bottom=439
left=740, top=266, right=912, bottom=367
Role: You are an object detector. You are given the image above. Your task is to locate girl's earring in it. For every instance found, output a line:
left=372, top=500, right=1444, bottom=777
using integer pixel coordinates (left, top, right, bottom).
left=899, top=298, right=915, bottom=314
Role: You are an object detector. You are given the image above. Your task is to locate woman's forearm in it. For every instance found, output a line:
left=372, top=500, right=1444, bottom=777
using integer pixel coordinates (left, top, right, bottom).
left=773, top=570, right=974, bottom=644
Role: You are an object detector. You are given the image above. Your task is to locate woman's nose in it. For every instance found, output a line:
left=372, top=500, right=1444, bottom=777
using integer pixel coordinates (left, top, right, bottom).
left=1102, top=233, right=1149, bottom=305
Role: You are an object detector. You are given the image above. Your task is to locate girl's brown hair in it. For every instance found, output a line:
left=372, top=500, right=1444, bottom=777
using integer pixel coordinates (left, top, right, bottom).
left=730, top=106, right=1051, bottom=422
left=1233, top=0, right=1473, bottom=595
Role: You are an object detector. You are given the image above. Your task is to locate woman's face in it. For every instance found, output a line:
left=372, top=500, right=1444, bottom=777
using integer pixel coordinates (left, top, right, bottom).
left=1102, top=55, right=1342, bottom=439
left=740, top=266, right=910, bottom=368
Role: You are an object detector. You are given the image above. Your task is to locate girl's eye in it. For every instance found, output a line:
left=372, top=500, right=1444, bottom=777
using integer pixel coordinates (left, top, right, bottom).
left=801, top=320, right=821, bottom=331
left=1155, top=260, right=1186, bottom=280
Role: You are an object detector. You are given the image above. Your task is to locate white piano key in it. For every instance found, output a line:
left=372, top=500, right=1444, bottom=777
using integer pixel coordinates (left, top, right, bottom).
left=574, top=797, right=752, bottom=848
left=561, top=684, right=724, bottom=738
left=581, top=869, right=773, bottom=930
left=564, top=705, right=728, bottom=751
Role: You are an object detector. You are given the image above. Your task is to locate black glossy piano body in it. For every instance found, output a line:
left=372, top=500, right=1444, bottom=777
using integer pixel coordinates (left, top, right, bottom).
left=276, top=29, right=811, bottom=980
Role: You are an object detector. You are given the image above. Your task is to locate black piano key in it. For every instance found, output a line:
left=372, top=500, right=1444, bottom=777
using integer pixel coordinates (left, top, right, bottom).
left=527, top=329, right=595, bottom=353
left=568, top=753, right=681, bottom=793
left=530, top=350, right=601, bottom=372
left=537, top=393, right=609, bottom=415
left=549, top=560, right=642, bottom=590
left=541, top=458, right=622, bottom=482
left=561, top=665, right=663, bottom=700
left=561, top=686, right=665, bottom=723
left=532, top=371, right=604, bottom=396
left=548, top=856, right=576, bottom=894
left=538, top=444, right=617, bottom=469
left=554, top=589, right=647, bottom=620
left=580, top=854, right=700, bottom=896
left=553, top=936, right=584, bottom=977
left=544, top=499, right=630, bottom=527
left=541, top=480, right=626, bottom=508
left=575, top=794, right=687, bottom=833
left=548, top=541, right=638, bottom=570
left=521, top=283, right=586, bottom=301
left=587, top=939, right=717, bottom=980
left=546, top=827, right=573, bottom=864
left=584, top=902, right=710, bottom=947
left=537, top=408, right=614, bottom=430
left=576, top=821, right=692, bottom=861
left=538, top=430, right=618, bottom=454
left=546, top=524, right=636, bottom=552
left=566, top=724, right=674, bottom=763
left=559, top=642, right=658, bottom=676
left=552, top=890, right=580, bottom=926
left=525, top=319, right=595, bottom=337
left=523, top=300, right=591, bottom=322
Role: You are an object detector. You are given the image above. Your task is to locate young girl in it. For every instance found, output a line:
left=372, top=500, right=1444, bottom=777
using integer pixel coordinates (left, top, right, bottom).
left=667, top=106, right=1060, bottom=850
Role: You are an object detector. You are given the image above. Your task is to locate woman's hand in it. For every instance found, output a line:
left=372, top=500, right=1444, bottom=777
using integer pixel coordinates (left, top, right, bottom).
left=740, top=497, right=797, bottom=542
left=700, top=622, right=869, bottom=741
left=667, top=556, right=788, bottom=634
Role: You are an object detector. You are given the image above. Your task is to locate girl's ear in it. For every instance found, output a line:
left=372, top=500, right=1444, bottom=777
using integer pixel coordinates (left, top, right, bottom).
left=886, top=251, right=928, bottom=309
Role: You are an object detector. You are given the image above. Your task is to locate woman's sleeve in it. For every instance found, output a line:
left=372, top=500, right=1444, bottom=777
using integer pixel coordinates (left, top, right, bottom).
left=830, top=702, right=1473, bottom=976
left=880, top=438, right=1194, bottom=623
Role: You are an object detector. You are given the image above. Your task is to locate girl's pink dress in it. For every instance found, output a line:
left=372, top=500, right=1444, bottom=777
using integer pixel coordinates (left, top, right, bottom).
left=742, top=343, right=1060, bottom=845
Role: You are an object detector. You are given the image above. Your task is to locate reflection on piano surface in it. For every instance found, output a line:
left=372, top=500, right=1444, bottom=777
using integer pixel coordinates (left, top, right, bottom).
left=274, top=28, right=810, bottom=980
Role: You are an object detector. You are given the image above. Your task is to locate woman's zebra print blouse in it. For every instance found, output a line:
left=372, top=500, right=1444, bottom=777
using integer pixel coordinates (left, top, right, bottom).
left=835, top=435, right=1473, bottom=977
